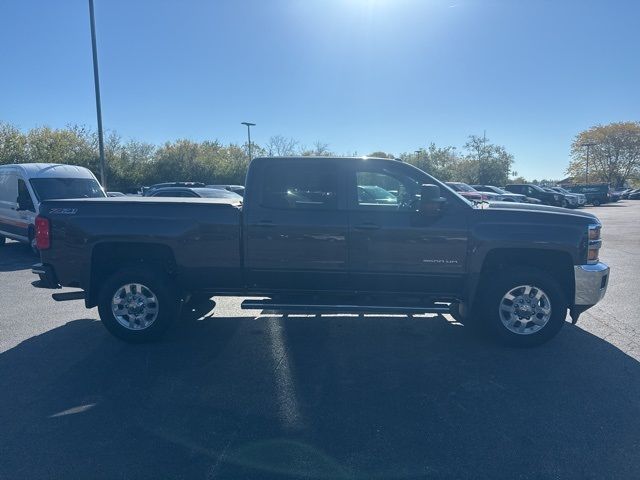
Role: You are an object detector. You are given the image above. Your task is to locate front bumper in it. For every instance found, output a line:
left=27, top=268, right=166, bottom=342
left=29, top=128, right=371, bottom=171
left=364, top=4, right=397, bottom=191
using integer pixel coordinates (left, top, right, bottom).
left=574, top=262, right=609, bottom=306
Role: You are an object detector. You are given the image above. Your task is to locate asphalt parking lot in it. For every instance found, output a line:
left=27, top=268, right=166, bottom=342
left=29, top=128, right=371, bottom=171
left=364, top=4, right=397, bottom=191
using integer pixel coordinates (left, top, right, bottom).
left=1, top=202, right=639, bottom=479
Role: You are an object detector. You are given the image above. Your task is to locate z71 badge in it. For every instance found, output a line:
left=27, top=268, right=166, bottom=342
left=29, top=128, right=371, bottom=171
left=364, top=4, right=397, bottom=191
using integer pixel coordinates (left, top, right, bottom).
left=49, top=208, right=78, bottom=215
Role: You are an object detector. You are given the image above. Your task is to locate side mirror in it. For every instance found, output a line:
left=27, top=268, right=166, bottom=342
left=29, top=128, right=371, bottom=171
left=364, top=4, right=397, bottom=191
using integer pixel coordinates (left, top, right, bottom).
left=419, top=184, right=446, bottom=215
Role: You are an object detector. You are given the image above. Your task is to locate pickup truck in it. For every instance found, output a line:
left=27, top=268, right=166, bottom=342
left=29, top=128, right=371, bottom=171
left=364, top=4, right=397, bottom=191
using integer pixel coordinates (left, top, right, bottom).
left=32, top=156, right=610, bottom=347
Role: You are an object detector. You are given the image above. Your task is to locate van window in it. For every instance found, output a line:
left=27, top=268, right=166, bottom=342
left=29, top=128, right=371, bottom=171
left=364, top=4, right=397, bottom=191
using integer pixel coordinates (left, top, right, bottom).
left=17, top=179, right=35, bottom=211
left=262, top=163, right=338, bottom=210
left=29, top=178, right=105, bottom=201
left=355, top=170, right=420, bottom=210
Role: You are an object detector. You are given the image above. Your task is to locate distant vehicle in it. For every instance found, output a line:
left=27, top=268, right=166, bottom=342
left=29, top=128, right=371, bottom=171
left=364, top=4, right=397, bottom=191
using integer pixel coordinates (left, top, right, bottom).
left=548, top=187, right=586, bottom=207
left=148, top=187, right=242, bottom=200
left=445, top=182, right=494, bottom=202
left=541, top=187, right=579, bottom=208
left=0, top=163, right=104, bottom=252
left=628, top=189, right=640, bottom=200
left=471, top=185, right=537, bottom=203
left=207, top=184, right=245, bottom=197
left=143, top=182, right=206, bottom=196
left=107, top=192, right=126, bottom=197
left=504, top=184, right=566, bottom=207
left=357, top=185, right=398, bottom=204
left=564, top=184, right=610, bottom=206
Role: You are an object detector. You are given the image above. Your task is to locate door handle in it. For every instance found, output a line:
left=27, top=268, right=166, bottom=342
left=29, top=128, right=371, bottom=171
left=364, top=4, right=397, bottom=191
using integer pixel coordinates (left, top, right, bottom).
left=354, top=222, right=380, bottom=230
left=257, top=220, right=275, bottom=228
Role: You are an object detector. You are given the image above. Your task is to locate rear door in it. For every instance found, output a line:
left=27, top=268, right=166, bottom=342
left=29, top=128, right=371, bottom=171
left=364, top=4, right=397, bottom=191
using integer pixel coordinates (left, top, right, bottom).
left=244, top=159, right=349, bottom=292
left=347, top=160, right=469, bottom=296
left=0, top=171, right=29, bottom=241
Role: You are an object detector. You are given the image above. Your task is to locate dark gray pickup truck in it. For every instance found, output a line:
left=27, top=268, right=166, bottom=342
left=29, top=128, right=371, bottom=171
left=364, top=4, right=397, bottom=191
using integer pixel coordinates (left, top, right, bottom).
left=32, top=156, right=609, bottom=346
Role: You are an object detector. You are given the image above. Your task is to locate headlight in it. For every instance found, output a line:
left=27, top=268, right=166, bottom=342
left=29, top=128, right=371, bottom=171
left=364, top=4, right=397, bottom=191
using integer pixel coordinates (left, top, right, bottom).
left=588, top=224, right=602, bottom=264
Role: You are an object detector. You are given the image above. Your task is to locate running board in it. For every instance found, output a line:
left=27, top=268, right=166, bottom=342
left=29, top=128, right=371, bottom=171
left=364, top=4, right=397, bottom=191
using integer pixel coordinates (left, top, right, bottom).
left=240, top=299, right=450, bottom=315
left=52, top=291, right=85, bottom=302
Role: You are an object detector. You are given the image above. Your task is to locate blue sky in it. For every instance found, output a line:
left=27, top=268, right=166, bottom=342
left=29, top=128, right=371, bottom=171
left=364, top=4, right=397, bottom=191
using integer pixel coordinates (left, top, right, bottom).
left=1, top=0, right=639, bottom=179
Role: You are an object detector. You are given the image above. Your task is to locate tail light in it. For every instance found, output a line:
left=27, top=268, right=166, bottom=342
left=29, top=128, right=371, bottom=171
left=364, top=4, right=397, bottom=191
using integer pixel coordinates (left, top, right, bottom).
left=35, top=216, right=51, bottom=250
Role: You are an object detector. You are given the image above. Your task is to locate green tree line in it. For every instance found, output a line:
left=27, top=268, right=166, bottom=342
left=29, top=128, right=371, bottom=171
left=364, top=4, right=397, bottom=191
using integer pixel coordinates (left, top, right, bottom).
left=0, top=122, right=517, bottom=190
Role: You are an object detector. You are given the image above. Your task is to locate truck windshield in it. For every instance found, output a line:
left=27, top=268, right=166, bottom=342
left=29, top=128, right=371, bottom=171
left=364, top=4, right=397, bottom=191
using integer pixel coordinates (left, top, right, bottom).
left=30, top=178, right=105, bottom=201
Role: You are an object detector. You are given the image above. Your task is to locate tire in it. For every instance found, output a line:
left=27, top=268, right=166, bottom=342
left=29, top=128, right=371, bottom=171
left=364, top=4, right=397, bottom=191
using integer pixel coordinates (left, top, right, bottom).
left=561, top=199, right=568, bottom=208
left=478, top=268, right=568, bottom=347
left=97, top=267, right=180, bottom=343
left=592, top=199, right=601, bottom=206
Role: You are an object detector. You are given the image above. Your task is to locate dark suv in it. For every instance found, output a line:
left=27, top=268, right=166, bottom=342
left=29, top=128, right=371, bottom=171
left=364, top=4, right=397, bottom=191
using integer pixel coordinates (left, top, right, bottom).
left=564, top=184, right=610, bottom=206
left=504, top=184, right=566, bottom=207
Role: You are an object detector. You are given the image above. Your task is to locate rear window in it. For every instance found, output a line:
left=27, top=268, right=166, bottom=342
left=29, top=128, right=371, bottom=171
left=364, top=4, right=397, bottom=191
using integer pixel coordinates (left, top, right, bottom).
left=30, top=178, right=105, bottom=201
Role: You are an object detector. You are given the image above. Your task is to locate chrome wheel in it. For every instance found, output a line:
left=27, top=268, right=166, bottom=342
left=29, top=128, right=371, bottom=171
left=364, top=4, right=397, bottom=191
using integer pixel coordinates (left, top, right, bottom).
left=498, top=285, right=552, bottom=335
left=111, top=283, right=159, bottom=330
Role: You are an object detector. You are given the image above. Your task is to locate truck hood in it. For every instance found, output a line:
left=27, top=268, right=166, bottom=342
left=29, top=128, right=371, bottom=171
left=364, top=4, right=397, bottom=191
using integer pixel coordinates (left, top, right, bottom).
left=483, top=201, right=598, bottom=221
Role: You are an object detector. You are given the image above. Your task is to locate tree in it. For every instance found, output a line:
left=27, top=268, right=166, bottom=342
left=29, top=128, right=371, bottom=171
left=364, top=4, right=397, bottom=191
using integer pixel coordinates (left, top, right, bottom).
left=459, top=135, right=514, bottom=186
left=265, top=135, right=298, bottom=156
left=301, top=141, right=331, bottom=156
left=566, top=122, right=640, bottom=187
left=402, top=143, right=458, bottom=181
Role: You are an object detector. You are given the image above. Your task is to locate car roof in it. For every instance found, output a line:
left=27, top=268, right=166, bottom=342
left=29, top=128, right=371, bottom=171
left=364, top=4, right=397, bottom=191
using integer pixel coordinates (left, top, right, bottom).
left=0, top=163, right=96, bottom=179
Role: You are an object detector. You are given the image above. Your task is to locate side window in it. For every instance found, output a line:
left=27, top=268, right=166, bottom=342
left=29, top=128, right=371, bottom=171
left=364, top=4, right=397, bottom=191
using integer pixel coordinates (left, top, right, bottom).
left=355, top=170, right=419, bottom=211
left=262, top=163, right=338, bottom=210
left=17, top=179, right=35, bottom=212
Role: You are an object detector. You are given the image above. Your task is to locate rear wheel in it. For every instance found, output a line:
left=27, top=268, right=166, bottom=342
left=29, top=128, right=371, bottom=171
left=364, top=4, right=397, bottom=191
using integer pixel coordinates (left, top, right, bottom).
left=98, top=267, right=179, bottom=343
left=478, top=268, right=568, bottom=347
left=561, top=199, right=569, bottom=208
left=592, top=199, right=601, bottom=206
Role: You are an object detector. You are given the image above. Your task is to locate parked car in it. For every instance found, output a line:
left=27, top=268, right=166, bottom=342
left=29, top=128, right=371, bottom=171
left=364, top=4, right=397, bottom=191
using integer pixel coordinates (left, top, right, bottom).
left=548, top=187, right=586, bottom=207
left=619, top=188, right=634, bottom=199
left=628, top=189, right=640, bottom=200
left=504, top=184, right=566, bottom=207
left=142, top=182, right=206, bottom=196
left=541, top=187, right=579, bottom=208
left=107, top=192, right=126, bottom=197
left=148, top=187, right=242, bottom=200
left=472, top=185, right=539, bottom=203
left=207, top=184, right=245, bottom=197
left=0, top=163, right=105, bottom=251
left=563, top=184, right=610, bottom=206
left=33, top=156, right=609, bottom=347
left=446, top=182, right=512, bottom=202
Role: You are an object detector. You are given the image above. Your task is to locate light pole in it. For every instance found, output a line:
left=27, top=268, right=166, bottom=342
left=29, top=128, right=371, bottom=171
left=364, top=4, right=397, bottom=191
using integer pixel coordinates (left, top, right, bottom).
left=581, top=141, right=597, bottom=184
left=241, top=122, right=256, bottom=160
left=88, top=0, right=106, bottom=188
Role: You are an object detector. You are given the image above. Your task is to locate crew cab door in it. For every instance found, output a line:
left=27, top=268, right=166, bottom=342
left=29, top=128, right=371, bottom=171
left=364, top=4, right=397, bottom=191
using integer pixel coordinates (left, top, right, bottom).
left=244, top=158, right=349, bottom=292
left=347, top=160, right=469, bottom=296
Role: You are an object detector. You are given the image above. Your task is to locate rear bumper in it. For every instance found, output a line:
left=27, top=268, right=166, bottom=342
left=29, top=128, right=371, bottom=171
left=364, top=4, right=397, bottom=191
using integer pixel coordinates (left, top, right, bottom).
left=32, top=263, right=60, bottom=289
left=574, top=262, right=609, bottom=306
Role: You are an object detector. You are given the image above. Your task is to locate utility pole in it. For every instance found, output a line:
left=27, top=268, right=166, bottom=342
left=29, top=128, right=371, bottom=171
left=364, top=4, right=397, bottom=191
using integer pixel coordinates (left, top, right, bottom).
left=88, top=0, right=107, bottom=188
left=241, top=122, right=256, bottom=160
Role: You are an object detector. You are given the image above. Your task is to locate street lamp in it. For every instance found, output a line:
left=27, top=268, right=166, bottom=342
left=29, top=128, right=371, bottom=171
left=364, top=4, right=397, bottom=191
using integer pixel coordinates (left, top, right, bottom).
left=241, top=122, right=256, bottom=160
left=88, top=0, right=107, bottom=188
left=580, top=141, right=597, bottom=184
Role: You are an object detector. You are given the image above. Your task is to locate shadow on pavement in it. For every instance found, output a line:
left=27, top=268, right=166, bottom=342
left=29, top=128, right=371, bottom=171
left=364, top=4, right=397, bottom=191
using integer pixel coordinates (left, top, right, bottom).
left=0, top=241, right=37, bottom=272
left=1, top=312, right=639, bottom=479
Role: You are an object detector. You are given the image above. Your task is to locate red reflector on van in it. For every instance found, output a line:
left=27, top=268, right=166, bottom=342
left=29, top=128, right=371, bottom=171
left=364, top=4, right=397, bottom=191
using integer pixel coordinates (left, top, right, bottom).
left=35, top=216, right=50, bottom=250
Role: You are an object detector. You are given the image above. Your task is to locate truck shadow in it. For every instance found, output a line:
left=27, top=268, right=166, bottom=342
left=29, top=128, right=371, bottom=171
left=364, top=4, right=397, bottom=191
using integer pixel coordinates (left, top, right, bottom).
left=0, top=241, right=37, bottom=272
left=1, top=313, right=638, bottom=479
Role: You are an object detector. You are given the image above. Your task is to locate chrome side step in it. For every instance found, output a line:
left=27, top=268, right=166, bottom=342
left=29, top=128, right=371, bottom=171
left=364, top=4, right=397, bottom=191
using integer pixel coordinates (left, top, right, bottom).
left=240, top=299, right=450, bottom=315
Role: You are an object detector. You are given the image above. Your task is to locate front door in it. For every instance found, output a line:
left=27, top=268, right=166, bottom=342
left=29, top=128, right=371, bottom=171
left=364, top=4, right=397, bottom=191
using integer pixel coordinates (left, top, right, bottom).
left=347, top=160, right=469, bottom=296
left=244, top=159, right=349, bottom=293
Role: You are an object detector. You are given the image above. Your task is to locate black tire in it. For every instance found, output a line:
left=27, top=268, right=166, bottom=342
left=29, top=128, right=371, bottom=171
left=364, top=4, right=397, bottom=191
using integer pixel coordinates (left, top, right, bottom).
left=561, top=199, right=568, bottom=208
left=97, top=267, right=180, bottom=343
left=478, top=268, right=568, bottom=347
left=592, top=199, right=601, bottom=206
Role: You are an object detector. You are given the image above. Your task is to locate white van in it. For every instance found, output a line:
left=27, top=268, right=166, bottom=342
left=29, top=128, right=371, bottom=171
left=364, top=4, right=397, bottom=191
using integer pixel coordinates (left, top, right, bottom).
left=0, top=163, right=105, bottom=251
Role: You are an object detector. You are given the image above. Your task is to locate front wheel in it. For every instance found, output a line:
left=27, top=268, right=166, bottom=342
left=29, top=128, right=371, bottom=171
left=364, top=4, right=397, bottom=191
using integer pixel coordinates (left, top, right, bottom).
left=98, top=268, right=180, bottom=343
left=479, top=268, right=568, bottom=347
left=592, top=199, right=601, bottom=206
